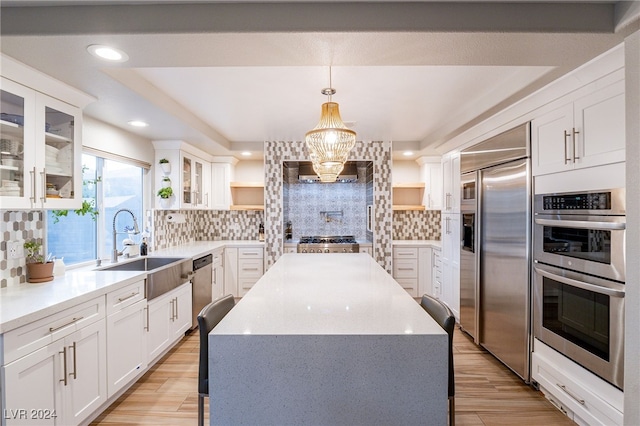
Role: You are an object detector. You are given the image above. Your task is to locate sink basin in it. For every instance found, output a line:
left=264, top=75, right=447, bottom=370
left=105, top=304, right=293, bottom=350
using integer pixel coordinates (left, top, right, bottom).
left=99, top=257, right=193, bottom=300
left=99, top=257, right=186, bottom=272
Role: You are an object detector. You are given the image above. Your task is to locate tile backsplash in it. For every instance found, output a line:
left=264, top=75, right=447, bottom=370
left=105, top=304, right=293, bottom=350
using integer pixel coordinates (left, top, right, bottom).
left=1, top=210, right=44, bottom=288
left=150, top=209, right=264, bottom=251
left=393, top=210, right=441, bottom=240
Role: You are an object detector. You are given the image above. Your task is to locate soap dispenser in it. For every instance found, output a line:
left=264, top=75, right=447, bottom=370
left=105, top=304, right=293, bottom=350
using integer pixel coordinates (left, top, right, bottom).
left=259, top=223, right=265, bottom=242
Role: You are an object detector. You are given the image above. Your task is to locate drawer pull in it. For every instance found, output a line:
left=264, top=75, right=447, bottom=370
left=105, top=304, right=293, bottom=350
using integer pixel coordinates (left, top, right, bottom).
left=243, top=252, right=259, bottom=256
left=117, top=292, right=139, bottom=302
left=242, top=268, right=259, bottom=271
left=49, top=317, right=84, bottom=332
left=397, top=267, right=414, bottom=271
left=557, top=383, right=585, bottom=405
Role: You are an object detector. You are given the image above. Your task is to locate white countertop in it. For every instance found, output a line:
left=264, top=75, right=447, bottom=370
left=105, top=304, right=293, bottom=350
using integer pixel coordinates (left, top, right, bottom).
left=212, top=253, right=445, bottom=336
left=393, top=239, right=441, bottom=249
left=0, top=270, right=146, bottom=333
left=0, top=240, right=264, bottom=334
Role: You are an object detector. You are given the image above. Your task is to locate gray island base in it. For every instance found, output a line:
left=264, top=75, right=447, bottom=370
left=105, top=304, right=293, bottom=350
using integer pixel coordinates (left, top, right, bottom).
left=209, top=253, right=448, bottom=425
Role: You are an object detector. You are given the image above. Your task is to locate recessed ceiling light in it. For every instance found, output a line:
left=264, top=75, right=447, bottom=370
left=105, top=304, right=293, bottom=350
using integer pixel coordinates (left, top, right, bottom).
left=403, top=151, right=414, bottom=156
left=128, top=120, right=148, bottom=127
left=87, top=44, right=129, bottom=62
left=241, top=151, right=252, bottom=157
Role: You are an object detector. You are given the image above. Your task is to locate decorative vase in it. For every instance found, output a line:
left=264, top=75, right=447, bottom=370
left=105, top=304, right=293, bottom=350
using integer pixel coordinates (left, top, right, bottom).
left=26, top=262, right=54, bottom=283
left=160, top=162, right=171, bottom=174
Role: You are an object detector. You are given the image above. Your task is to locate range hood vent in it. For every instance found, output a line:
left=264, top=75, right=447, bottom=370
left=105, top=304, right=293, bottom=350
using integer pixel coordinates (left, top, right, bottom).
left=298, top=161, right=359, bottom=183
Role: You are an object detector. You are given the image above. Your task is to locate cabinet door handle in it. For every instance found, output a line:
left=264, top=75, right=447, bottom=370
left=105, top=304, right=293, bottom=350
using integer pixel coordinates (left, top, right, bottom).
left=557, top=383, right=585, bottom=405
left=118, top=292, right=139, bottom=302
left=572, top=128, right=580, bottom=161
left=564, top=130, right=571, bottom=164
left=69, top=342, right=77, bottom=380
left=144, top=306, right=149, bottom=331
left=59, top=347, right=68, bottom=386
left=30, top=167, right=37, bottom=205
left=49, top=316, right=84, bottom=332
left=174, top=297, right=179, bottom=319
left=40, top=168, right=47, bottom=204
left=170, top=299, right=175, bottom=321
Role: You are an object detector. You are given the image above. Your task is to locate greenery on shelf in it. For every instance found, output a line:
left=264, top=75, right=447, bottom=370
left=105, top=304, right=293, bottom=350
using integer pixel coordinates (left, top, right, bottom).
left=24, top=239, right=45, bottom=263
left=157, top=186, right=173, bottom=199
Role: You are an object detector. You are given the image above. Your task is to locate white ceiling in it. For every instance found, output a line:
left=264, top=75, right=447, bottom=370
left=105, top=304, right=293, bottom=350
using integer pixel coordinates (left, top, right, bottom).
left=1, top=1, right=638, bottom=160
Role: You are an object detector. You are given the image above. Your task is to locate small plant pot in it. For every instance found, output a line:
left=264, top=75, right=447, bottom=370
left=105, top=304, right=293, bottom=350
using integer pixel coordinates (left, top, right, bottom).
left=26, top=262, right=54, bottom=283
left=162, top=179, right=171, bottom=188
left=160, top=163, right=171, bottom=175
left=159, top=197, right=172, bottom=209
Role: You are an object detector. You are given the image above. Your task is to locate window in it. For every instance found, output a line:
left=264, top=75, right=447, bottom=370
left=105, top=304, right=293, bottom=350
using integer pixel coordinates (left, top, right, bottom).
left=47, top=153, right=144, bottom=265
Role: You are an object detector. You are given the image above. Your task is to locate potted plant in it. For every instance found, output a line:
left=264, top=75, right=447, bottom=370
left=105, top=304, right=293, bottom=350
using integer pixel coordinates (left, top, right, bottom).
left=161, top=176, right=172, bottom=188
left=157, top=186, right=173, bottom=208
left=159, top=158, right=171, bottom=174
left=24, top=239, right=54, bottom=283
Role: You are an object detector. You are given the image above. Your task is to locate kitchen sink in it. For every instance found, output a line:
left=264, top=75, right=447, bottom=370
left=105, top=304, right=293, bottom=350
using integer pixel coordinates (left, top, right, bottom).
left=99, top=257, right=193, bottom=300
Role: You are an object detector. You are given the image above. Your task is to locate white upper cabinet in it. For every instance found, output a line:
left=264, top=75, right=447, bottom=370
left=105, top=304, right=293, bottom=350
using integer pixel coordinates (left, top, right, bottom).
left=1, top=77, right=84, bottom=210
left=418, top=156, right=442, bottom=210
left=532, top=79, right=625, bottom=176
left=441, top=152, right=460, bottom=213
left=181, top=152, right=211, bottom=208
left=210, top=162, right=233, bottom=210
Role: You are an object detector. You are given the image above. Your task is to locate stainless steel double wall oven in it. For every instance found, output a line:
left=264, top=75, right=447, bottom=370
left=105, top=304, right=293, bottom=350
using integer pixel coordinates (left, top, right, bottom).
left=533, top=188, right=625, bottom=389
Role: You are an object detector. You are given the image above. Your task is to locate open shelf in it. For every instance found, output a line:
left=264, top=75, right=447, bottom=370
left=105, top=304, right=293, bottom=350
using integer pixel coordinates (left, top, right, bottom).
left=230, top=181, right=264, bottom=210
left=392, top=182, right=425, bottom=211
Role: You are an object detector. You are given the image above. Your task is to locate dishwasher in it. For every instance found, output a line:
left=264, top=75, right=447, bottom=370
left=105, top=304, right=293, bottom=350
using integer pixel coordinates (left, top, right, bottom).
left=191, top=254, right=213, bottom=329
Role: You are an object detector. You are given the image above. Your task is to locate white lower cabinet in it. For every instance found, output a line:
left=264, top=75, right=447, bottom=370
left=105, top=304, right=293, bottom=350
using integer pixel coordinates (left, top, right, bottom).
left=212, top=249, right=225, bottom=301
left=3, top=319, right=107, bottom=426
left=431, top=248, right=442, bottom=298
left=146, top=282, right=192, bottom=363
left=224, top=246, right=264, bottom=297
left=532, top=339, right=623, bottom=426
left=106, top=298, right=147, bottom=397
left=392, top=246, right=437, bottom=298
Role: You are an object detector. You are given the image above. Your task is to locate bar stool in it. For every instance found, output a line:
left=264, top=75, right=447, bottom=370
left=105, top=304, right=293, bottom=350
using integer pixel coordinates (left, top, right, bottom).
left=197, top=294, right=235, bottom=426
left=420, top=294, right=456, bottom=426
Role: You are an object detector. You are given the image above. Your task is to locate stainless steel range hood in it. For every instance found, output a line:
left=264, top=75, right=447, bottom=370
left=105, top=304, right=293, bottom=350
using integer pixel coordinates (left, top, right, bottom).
left=297, top=161, right=359, bottom=183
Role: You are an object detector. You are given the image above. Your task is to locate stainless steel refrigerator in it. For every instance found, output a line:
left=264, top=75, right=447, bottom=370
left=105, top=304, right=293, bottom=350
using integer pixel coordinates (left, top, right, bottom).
left=459, top=123, right=531, bottom=381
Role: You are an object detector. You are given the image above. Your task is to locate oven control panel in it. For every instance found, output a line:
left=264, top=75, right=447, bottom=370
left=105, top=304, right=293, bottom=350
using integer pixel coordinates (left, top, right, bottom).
left=542, top=191, right=611, bottom=210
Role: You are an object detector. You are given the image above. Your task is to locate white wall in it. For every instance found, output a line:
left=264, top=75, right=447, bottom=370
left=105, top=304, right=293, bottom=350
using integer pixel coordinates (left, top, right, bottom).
left=234, top=160, right=264, bottom=182
left=83, top=116, right=154, bottom=165
left=392, top=160, right=421, bottom=183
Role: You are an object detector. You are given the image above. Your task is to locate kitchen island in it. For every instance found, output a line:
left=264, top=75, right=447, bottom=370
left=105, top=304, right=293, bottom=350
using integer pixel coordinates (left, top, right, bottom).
left=209, top=253, right=448, bottom=425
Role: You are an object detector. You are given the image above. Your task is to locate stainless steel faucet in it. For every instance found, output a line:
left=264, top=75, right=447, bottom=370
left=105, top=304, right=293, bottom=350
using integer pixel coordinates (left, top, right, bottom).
left=111, top=209, right=140, bottom=263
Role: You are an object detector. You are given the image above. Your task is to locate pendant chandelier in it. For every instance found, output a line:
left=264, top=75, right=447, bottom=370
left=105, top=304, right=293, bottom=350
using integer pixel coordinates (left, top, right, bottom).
left=305, top=67, right=356, bottom=182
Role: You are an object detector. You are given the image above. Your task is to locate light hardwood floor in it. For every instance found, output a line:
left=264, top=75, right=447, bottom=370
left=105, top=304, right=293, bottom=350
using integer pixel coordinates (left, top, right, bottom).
left=92, top=326, right=575, bottom=425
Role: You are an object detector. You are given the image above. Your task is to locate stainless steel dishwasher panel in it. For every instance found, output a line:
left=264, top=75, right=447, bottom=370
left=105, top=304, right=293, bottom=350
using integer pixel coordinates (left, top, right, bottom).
left=192, top=254, right=213, bottom=329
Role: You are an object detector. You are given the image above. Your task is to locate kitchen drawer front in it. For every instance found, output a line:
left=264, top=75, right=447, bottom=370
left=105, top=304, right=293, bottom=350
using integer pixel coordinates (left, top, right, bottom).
left=238, top=247, right=264, bottom=259
left=393, top=247, right=418, bottom=259
left=238, top=258, right=263, bottom=278
left=106, top=279, right=146, bottom=315
left=532, top=350, right=623, bottom=426
left=395, top=278, right=418, bottom=297
left=393, top=259, right=418, bottom=279
left=4, top=296, right=105, bottom=364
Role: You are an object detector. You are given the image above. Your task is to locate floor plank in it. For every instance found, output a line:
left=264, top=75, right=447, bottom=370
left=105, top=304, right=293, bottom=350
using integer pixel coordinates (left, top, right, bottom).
left=92, top=326, right=576, bottom=425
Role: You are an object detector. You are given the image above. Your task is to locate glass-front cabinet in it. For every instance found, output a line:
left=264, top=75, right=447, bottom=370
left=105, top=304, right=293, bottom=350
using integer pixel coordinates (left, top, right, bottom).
left=1, top=77, right=82, bottom=210
left=181, top=152, right=209, bottom=208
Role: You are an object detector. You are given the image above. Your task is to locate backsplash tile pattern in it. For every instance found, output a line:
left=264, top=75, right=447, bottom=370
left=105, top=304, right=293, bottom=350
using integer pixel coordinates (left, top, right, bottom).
left=393, top=210, right=442, bottom=240
left=264, top=140, right=393, bottom=272
left=285, top=182, right=367, bottom=241
left=0, top=211, right=44, bottom=288
left=150, top=209, right=263, bottom=251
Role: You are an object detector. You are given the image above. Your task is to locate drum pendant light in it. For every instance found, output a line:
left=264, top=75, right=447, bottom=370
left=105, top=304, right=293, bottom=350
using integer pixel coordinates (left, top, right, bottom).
left=305, top=68, right=356, bottom=182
